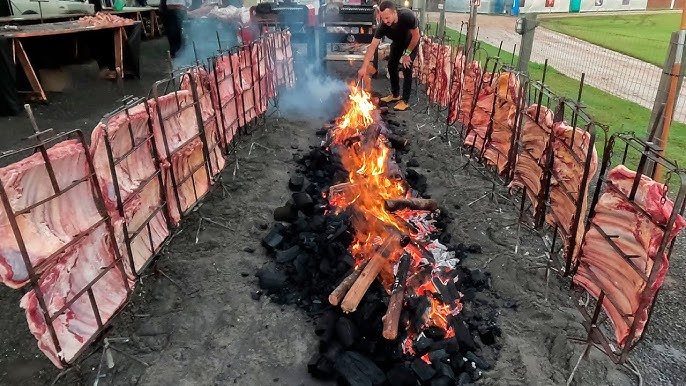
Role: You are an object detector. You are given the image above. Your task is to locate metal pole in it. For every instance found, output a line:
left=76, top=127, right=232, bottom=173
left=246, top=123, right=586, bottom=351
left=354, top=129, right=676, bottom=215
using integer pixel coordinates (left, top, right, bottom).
left=465, top=1, right=477, bottom=63
left=437, top=0, right=446, bottom=38
left=419, top=0, right=427, bottom=33
left=651, top=29, right=686, bottom=180
left=516, top=13, right=537, bottom=73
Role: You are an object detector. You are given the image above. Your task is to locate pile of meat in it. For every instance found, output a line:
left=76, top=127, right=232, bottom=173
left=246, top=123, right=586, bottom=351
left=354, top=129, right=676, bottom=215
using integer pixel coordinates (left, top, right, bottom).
left=0, top=140, right=133, bottom=368
left=544, top=121, right=599, bottom=265
left=415, top=37, right=451, bottom=107
left=76, top=12, right=133, bottom=27
left=508, top=104, right=554, bottom=214
left=0, top=30, right=295, bottom=369
left=574, top=165, right=686, bottom=347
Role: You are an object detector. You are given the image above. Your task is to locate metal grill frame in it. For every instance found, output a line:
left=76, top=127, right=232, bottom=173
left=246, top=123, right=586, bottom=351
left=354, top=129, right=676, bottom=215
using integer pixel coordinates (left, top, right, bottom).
left=571, top=130, right=686, bottom=365
left=97, top=96, right=174, bottom=279
left=0, top=129, right=132, bottom=368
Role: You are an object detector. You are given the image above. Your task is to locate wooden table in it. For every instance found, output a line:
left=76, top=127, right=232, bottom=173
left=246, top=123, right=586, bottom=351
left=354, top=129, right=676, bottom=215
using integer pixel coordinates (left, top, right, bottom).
left=103, top=7, right=161, bottom=38
left=0, top=20, right=138, bottom=102
left=0, top=7, right=161, bottom=38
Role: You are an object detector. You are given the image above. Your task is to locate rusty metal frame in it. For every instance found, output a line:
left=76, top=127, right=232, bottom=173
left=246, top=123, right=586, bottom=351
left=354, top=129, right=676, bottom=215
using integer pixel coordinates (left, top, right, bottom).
left=98, top=96, right=173, bottom=279
left=540, top=82, right=609, bottom=277
left=0, top=129, right=132, bottom=368
left=209, top=51, right=241, bottom=158
left=510, top=64, right=557, bottom=230
left=149, top=66, right=216, bottom=224
left=180, top=65, right=228, bottom=180
left=571, top=129, right=686, bottom=365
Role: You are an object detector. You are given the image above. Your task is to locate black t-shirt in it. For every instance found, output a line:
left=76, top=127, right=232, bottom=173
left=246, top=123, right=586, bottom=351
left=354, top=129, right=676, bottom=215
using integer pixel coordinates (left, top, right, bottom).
left=374, top=8, right=418, bottom=48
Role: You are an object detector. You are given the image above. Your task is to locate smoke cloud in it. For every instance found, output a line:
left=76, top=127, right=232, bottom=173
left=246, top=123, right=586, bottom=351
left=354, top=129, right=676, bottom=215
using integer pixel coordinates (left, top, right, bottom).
left=277, top=61, right=351, bottom=119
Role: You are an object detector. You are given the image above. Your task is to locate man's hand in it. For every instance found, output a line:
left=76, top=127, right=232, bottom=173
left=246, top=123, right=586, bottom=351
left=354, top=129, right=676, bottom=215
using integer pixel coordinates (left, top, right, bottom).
left=357, top=66, right=367, bottom=80
left=400, top=54, right=411, bottom=69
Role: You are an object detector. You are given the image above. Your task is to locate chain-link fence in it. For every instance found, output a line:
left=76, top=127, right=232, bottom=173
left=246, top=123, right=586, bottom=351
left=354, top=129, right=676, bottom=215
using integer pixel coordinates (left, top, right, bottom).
left=521, top=27, right=686, bottom=124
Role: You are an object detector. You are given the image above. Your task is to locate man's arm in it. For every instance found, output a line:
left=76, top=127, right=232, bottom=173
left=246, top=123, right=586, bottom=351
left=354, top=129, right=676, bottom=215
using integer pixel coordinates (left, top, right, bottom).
left=358, top=37, right=381, bottom=78
left=406, top=27, right=420, bottom=54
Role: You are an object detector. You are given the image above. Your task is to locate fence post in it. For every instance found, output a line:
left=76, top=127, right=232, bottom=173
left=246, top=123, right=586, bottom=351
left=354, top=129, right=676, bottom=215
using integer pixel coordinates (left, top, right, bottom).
left=516, top=13, right=537, bottom=73
left=465, top=1, right=478, bottom=62
left=649, top=30, right=686, bottom=180
left=419, top=0, right=427, bottom=33
left=437, top=0, right=446, bottom=38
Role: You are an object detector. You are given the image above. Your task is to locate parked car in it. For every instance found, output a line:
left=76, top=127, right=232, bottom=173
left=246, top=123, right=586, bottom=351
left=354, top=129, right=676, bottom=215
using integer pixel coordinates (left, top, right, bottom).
left=8, top=0, right=94, bottom=16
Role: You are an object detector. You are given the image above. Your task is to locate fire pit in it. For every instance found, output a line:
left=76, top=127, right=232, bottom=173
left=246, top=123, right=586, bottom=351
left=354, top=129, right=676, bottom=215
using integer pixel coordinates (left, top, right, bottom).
left=257, top=84, right=499, bottom=384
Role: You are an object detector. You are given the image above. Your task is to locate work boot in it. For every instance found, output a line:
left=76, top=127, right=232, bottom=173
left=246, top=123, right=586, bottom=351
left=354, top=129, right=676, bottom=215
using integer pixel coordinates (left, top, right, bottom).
left=394, top=100, right=410, bottom=111
left=380, top=95, right=401, bottom=103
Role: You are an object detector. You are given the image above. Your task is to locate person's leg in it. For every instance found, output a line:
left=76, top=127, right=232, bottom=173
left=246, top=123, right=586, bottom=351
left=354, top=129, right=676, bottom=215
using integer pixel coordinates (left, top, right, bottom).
left=401, top=49, right=418, bottom=102
left=386, top=44, right=402, bottom=98
left=169, top=10, right=183, bottom=58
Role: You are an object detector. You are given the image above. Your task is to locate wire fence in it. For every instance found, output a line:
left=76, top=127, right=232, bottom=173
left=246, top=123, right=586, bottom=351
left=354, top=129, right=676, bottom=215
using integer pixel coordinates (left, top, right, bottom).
left=531, top=28, right=686, bottom=124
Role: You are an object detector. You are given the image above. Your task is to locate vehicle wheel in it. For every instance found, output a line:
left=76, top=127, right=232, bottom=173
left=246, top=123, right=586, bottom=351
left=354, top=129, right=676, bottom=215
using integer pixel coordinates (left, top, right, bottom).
left=22, top=10, right=38, bottom=15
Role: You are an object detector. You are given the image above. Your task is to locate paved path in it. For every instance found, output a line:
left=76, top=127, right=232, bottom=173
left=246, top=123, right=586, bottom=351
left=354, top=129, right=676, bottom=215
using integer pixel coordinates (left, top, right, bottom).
left=429, top=13, right=686, bottom=124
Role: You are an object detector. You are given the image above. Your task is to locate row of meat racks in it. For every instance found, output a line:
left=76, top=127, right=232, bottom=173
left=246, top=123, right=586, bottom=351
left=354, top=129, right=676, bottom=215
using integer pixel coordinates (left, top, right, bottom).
left=0, top=30, right=295, bottom=376
left=410, top=31, right=686, bottom=385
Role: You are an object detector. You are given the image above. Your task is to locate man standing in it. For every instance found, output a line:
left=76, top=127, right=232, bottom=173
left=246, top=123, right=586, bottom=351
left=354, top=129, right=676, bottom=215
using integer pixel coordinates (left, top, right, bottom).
left=357, top=1, right=419, bottom=111
left=160, top=0, right=189, bottom=59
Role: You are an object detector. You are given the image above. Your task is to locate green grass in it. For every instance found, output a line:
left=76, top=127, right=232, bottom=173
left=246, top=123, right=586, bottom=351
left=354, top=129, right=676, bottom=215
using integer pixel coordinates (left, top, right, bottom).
left=539, top=14, right=680, bottom=67
left=434, top=24, right=686, bottom=172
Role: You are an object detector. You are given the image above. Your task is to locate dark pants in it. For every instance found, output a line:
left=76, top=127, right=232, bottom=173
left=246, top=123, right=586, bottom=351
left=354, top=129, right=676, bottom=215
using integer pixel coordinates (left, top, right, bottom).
left=388, top=43, right=417, bottom=102
left=162, top=9, right=185, bottom=58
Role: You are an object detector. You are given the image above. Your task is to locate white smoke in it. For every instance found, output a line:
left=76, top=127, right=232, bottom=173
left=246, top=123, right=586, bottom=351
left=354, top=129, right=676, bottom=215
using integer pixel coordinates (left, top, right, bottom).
left=277, top=62, right=350, bottom=119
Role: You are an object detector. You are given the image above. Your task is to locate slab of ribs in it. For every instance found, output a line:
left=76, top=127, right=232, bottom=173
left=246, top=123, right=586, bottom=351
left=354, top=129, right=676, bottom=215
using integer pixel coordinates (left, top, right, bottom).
left=574, top=165, right=686, bottom=348
left=544, top=121, right=598, bottom=264
left=0, top=139, right=132, bottom=368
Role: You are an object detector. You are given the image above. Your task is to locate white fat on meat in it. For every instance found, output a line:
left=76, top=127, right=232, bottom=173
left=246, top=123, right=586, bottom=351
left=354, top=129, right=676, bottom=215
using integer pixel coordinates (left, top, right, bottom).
left=20, top=224, right=131, bottom=368
left=574, top=165, right=686, bottom=347
left=0, top=140, right=101, bottom=288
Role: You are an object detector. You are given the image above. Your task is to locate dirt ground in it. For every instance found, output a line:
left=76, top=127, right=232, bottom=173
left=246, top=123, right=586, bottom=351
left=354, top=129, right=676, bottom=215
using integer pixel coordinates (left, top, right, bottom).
left=0, top=36, right=684, bottom=386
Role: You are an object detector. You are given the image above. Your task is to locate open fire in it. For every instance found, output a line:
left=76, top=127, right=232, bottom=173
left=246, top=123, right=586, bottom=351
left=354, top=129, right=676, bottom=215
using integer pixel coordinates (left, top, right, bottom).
left=259, top=83, right=498, bottom=385
left=326, top=85, right=463, bottom=348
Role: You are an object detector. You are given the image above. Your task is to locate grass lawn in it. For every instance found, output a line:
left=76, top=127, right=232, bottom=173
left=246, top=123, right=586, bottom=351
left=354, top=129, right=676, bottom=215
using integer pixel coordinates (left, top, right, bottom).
left=539, top=14, right=679, bottom=67
left=434, top=24, right=686, bottom=178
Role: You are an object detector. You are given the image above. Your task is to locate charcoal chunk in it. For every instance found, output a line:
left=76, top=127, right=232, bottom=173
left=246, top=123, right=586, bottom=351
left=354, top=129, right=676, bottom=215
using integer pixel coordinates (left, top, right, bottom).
left=467, top=243, right=482, bottom=254
left=256, top=266, right=287, bottom=293
left=292, top=192, right=315, bottom=215
left=289, top=175, right=305, bottom=191
left=457, top=372, right=472, bottom=386
left=336, top=318, right=359, bottom=349
left=243, top=247, right=255, bottom=253
left=276, top=245, right=301, bottom=263
left=424, top=326, right=446, bottom=341
left=308, top=353, right=335, bottom=379
left=466, top=351, right=492, bottom=370
left=274, top=203, right=298, bottom=223
left=406, top=158, right=420, bottom=167
left=430, top=375, right=454, bottom=386
left=385, top=365, right=417, bottom=386
left=451, top=316, right=477, bottom=351
left=261, top=224, right=285, bottom=250
left=410, top=358, right=436, bottom=382
left=478, top=322, right=501, bottom=346
left=428, top=349, right=449, bottom=364
left=434, top=362, right=455, bottom=379
left=413, top=333, right=434, bottom=355
left=334, top=351, right=386, bottom=386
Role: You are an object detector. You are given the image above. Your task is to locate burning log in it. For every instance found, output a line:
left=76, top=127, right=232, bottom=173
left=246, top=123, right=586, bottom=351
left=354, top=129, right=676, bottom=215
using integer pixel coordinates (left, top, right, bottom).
left=385, top=198, right=438, bottom=212
left=340, top=233, right=409, bottom=313
left=382, top=251, right=412, bottom=340
left=329, top=261, right=368, bottom=306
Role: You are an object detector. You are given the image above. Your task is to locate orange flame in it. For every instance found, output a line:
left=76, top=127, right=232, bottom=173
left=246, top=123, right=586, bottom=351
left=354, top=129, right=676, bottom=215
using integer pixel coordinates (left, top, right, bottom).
left=327, top=83, right=462, bottom=349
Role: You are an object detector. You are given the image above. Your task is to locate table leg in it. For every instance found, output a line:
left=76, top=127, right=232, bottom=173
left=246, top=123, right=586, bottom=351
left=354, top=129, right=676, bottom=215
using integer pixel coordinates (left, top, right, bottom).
left=14, top=39, right=47, bottom=103
left=151, top=11, right=158, bottom=37
left=114, top=27, right=124, bottom=79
